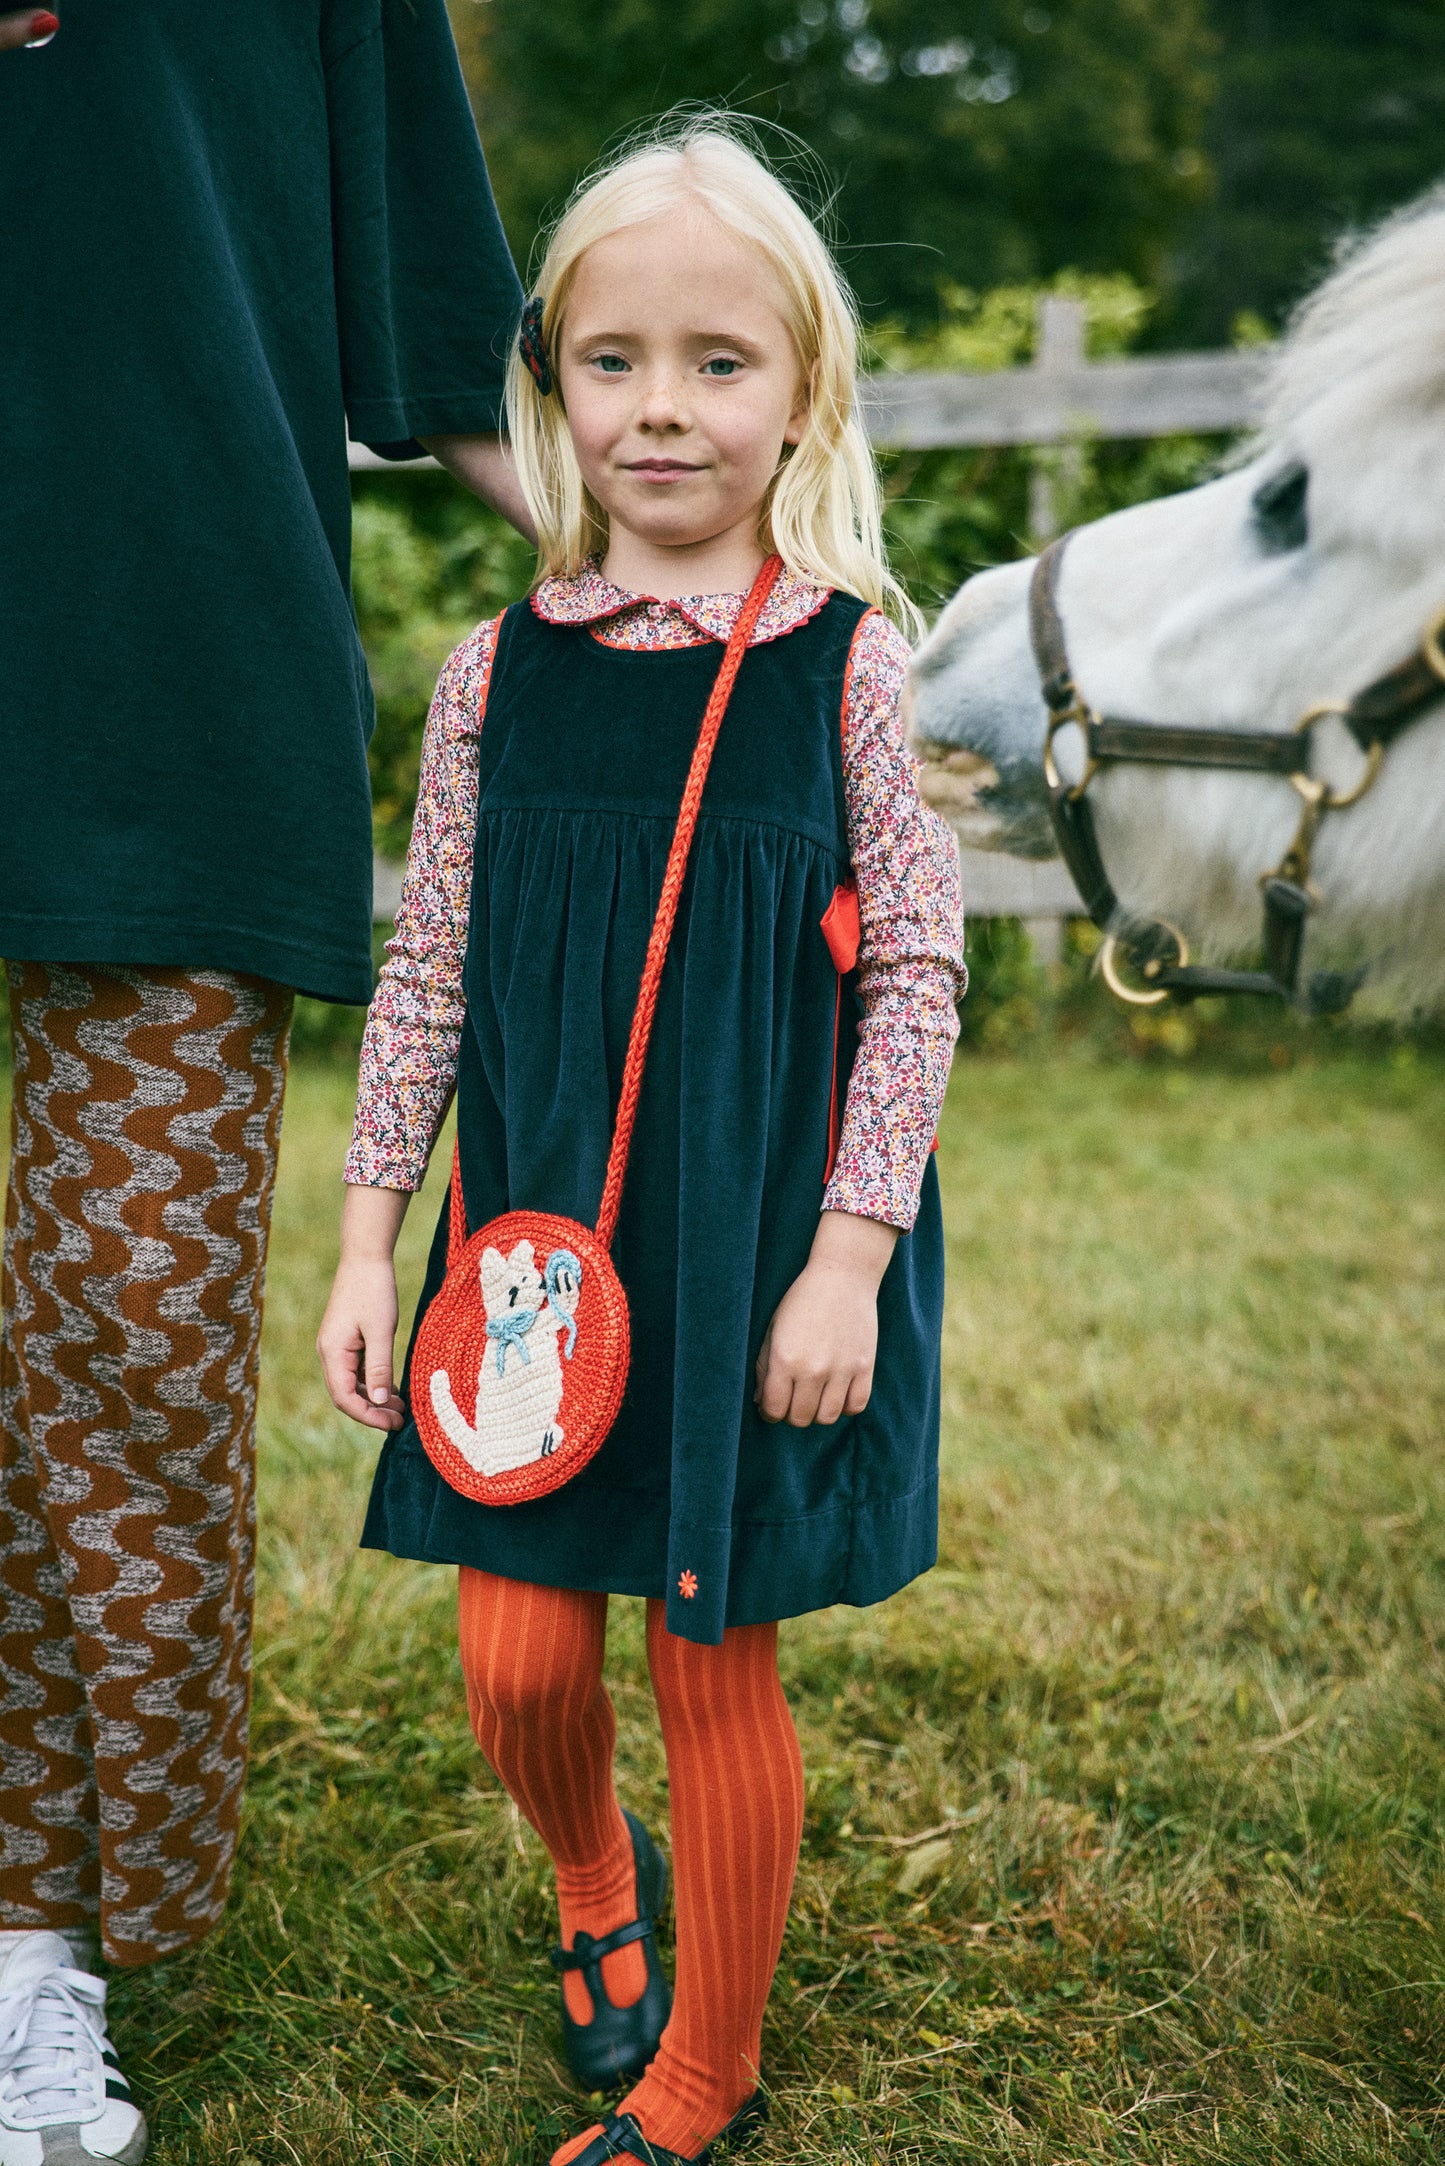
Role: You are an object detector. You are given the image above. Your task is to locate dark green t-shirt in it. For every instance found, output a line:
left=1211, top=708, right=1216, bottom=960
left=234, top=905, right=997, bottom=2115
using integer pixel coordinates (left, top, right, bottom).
left=0, top=0, right=522, bottom=1002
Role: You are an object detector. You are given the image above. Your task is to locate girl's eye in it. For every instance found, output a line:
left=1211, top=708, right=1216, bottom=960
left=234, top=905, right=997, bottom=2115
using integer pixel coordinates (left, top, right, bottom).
left=592, top=354, right=629, bottom=375
left=703, top=357, right=742, bottom=377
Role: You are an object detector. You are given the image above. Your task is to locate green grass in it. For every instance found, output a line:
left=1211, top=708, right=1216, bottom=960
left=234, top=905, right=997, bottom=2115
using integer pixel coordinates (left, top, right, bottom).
left=5, top=1045, right=1445, bottom=2163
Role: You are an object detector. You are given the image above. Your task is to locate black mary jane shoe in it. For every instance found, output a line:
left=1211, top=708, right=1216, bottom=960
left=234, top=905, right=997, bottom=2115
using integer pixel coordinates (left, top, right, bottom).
left=551, top=1810, right=673, bottom=2091
left=548, top=2089, right=769, bottom=2165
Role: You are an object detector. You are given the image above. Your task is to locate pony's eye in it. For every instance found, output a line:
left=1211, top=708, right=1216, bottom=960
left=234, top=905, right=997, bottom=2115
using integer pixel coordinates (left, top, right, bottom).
left=1252, top=460, right=1308, bottom=553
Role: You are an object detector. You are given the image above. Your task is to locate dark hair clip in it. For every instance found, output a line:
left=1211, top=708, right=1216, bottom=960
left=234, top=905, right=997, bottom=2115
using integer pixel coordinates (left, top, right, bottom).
left=519, top=296, right=554, bottom=397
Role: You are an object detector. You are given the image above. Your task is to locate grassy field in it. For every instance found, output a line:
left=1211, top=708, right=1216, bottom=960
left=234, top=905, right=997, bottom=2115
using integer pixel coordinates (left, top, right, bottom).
left=6, top=1043, right=1445, bottom=2164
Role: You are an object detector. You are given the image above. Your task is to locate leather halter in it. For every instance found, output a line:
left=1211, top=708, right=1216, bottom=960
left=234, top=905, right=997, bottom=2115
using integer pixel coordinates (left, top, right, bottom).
left=1028, top=533, right=1445, bottom=1008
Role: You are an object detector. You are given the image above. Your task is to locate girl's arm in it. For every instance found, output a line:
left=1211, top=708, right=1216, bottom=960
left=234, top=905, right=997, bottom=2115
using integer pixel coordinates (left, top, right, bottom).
left=418, top=434, right=537, bottom=543
left=343, top=618, right=499, bottom=1193
left=317, top=1185, right=412, bottom=1430
left=756, top=609, right=964, bottom=1428
left=322, top=619, right=500, bottom=1429
left=825, top=609, right=966, bottom=1230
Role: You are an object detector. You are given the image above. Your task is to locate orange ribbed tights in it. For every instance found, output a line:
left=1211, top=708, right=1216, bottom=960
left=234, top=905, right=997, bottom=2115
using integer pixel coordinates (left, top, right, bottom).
left=457, top=1569, right=805, bottom=2163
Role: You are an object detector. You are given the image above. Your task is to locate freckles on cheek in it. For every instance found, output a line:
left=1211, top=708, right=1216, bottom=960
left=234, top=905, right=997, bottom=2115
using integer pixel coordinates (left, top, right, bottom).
left=564, top=403, right=605, bottom=469
left=570, top=429, right=619, bottom=505
left=557, top=376, right=612, bottom=469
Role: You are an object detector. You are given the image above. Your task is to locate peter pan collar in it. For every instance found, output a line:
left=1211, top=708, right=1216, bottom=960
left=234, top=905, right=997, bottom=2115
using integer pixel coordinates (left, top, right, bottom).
left=530, top=559, right=832, bottom=644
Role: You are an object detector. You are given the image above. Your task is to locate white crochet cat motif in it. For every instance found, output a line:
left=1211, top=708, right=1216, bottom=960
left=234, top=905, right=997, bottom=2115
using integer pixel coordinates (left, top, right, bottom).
left=429, top=1238, right=582, bottom=1479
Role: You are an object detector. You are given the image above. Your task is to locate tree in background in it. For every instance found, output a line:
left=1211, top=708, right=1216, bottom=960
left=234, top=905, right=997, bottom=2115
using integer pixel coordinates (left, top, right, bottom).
left=450, top=0, right=1213, bottom=320
left=450, top=0, right=1445, bottom=340
left=1168, top=0, right=1445, bottom=343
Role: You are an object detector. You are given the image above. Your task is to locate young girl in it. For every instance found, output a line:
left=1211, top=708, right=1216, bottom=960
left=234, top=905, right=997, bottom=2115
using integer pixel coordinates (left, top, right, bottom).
left=319, top=120, right=966, bottom=2166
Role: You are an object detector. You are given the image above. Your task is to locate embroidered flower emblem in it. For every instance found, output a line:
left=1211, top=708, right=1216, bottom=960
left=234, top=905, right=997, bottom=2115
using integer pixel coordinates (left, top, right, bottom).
left=678, top=1569, right=699, bottom=1601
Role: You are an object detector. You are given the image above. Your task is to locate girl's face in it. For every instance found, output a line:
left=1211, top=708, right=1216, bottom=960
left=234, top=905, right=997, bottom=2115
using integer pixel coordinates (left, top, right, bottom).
left=558, top=208, right=809, bottom=575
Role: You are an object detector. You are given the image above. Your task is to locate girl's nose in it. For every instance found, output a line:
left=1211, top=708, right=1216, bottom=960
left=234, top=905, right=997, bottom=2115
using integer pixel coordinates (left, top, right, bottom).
left=635, top=370, right=688, bottom=431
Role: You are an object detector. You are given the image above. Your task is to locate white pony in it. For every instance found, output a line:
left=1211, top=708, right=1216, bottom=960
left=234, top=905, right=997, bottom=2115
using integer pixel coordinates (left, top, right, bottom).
left=910, top=185, right=1445, bottom=1015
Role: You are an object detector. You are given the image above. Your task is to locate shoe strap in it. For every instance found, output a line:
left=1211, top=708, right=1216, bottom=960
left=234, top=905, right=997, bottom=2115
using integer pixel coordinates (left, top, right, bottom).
left=571, top=2098, right=764, bottom=2165
left=549, top=1912, right=656, bottom=1985
left=563, top=2112, right=657, bottom=2164
left=603, top=2113, right=670, bottom=2163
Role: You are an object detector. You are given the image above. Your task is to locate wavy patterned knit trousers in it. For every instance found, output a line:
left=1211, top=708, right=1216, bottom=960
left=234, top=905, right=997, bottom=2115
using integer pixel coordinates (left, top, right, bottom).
left=0, top=962, right=292, bottom=1966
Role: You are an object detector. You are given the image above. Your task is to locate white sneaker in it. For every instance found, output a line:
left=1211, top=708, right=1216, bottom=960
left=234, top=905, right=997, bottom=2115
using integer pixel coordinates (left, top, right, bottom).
left=0, top=1934, right=148, bottom=2164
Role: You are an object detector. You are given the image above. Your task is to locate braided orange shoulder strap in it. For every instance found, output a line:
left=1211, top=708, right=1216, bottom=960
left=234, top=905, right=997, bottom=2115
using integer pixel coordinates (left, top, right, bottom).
left=448, top=553, right=783, bottom=1264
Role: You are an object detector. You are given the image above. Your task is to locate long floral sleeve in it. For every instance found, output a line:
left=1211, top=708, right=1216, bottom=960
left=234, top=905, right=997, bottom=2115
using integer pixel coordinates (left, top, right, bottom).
left=822, top=610, right=967, bottom=1231
left=342, top=618, right=498, bottom=1190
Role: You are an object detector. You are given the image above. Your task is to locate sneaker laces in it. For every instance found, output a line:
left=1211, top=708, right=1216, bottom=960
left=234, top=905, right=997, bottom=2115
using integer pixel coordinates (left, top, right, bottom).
left=0, top=1965, right=108, bottom=2128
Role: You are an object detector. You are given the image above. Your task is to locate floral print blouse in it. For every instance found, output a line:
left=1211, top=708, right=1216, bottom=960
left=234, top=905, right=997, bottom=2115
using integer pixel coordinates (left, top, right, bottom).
left=345, top=562, right=966, bottom=1231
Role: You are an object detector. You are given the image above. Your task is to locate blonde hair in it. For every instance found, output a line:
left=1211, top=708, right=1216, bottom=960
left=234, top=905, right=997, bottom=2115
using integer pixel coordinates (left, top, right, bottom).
left=505, top=115, right=920, bottom=637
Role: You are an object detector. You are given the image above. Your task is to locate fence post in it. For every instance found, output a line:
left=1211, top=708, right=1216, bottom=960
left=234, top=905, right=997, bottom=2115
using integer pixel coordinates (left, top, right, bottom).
left=1018, top=297, right=1089, bottom=956
left=1027, top=296, right=1088, bottom=545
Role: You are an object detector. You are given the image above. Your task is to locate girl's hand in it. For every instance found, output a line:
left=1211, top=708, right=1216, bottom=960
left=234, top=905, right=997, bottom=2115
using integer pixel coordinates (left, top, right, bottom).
left=754, top=1210, right=898, bottom=1428
left=317, top=1185, right=411, bottom=1432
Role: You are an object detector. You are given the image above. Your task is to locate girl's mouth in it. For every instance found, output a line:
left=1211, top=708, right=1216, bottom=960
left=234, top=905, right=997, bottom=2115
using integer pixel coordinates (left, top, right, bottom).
left=624, top=459, right=705, bottom=482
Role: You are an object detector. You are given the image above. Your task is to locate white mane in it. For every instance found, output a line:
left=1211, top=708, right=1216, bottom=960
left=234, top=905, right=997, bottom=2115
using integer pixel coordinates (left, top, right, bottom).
left=1257, top=187, right=1445, bottom=560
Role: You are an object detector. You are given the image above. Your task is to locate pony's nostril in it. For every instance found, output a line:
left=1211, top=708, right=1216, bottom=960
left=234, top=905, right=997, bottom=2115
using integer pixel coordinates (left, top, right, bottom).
left=913, top=746, right=1000, bottom=816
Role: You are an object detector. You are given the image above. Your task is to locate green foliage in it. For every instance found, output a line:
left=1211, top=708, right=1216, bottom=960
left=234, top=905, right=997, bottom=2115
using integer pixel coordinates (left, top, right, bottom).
left=452, top=0, right=1214, bottom=323
left=866, top=268, right=1155, bottom=373
left=872, top=272, right=1223, bottom=608
left=1172, top=0, right=1445, bottom=343
left=63, top=1048, right=1445, bottom=2160
left=350, top=480, right=537, bottom=862
left=450, top=0, right=1445, bottom=349
left=352, top=476, right=534, bottom=862
left=957, top=916, right=1445, bottom=1070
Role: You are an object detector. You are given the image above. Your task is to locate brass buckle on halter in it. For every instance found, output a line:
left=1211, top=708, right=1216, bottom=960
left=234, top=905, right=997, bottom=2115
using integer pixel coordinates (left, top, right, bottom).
left=1099, top=920, right=1192, bottom=1007
left=1043, top=698, right=1099, bottom=801
left=1423, top=600, right=1445, bottom=684
left=1271, top=776, right=1326, bottom=894
left=1290, top=702, right=1384, bottom=812
left=1273, top=702, right=1386, bottom=892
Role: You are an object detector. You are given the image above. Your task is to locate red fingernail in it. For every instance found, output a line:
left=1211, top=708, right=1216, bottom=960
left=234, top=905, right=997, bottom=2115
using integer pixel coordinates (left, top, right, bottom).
left=30, top=12, right=60, bottom=32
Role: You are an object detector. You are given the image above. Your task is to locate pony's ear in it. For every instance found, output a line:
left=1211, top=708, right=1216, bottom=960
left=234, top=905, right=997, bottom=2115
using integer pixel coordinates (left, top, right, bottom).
left=481, top=1245, right=508, bottom=1274
left=508, top=1240, right=537, bottom=1270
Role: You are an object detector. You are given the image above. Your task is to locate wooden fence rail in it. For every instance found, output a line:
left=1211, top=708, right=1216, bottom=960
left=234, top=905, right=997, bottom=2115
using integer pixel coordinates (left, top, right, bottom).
left=349, top=299, right=1264, bottom=469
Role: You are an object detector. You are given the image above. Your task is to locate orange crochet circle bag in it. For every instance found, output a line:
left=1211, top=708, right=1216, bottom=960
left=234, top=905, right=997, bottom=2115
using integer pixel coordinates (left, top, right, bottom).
left=412, top=556, right=783, bottom=1507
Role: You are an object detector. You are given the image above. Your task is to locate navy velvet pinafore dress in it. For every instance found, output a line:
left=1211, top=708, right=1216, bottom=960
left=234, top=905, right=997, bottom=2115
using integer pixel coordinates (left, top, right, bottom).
left=362, top=590, right=944, bottom=1645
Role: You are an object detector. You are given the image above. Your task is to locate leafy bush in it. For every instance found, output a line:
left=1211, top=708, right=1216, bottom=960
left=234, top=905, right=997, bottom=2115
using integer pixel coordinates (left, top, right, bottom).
left=873, top=271, right=1226, bottom=606
left=353, top=477, right=534, bottom=864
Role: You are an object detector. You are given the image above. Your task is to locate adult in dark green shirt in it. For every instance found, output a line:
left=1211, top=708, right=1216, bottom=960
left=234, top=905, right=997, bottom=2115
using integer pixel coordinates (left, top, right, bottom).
left=0, top=0, right=526, bottom=994
left=0, top=8, right=526, bottom=2150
